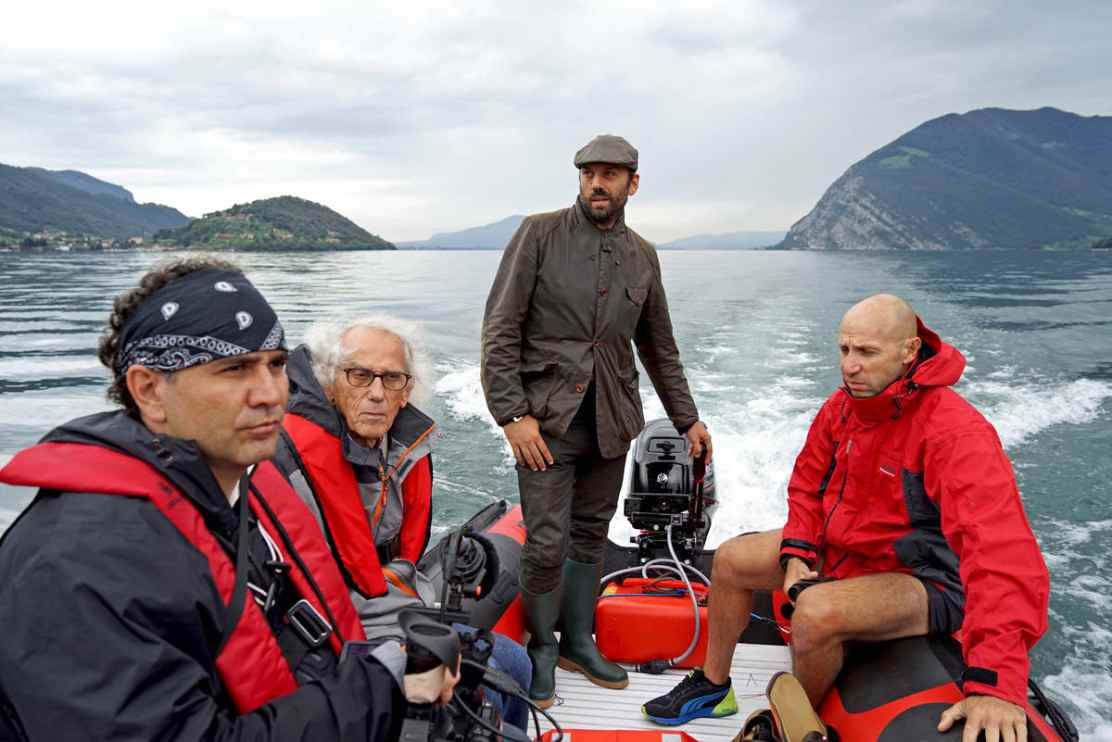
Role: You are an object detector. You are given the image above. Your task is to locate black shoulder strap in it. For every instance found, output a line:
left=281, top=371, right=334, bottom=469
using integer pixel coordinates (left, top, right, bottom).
left=215, top=473, right=252, bottom=655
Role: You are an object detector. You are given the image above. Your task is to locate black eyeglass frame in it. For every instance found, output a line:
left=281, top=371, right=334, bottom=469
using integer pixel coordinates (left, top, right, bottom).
left=341, top=367, right=413, bottom=391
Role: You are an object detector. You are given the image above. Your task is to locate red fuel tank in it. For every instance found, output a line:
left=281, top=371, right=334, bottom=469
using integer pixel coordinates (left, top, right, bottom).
left=594, top=577, right=708, bottom=668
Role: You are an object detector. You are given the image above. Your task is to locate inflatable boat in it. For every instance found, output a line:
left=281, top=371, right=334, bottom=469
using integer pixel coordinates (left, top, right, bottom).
left=417, top=420, right=1078, bottom=742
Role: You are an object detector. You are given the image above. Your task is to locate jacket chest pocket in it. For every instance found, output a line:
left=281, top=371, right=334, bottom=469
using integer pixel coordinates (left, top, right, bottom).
left=611, top=285, right=647, bottom=335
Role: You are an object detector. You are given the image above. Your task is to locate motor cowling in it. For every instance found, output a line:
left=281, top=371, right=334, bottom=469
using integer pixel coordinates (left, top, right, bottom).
left=624, top=419, right=717, bottom=563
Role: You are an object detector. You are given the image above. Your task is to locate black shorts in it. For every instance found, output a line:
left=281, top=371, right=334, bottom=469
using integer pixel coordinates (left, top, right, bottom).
left=921, top=578, right=965, bottom=635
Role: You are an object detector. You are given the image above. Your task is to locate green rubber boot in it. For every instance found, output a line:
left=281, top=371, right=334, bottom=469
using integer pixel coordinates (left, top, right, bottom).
left=557, top=558, right=629, bottom=689
left=521, top=584, right=561, bottom=708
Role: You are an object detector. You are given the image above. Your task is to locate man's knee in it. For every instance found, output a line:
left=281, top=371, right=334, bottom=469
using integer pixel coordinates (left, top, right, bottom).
left=789, top=591, right=841, bottom=653
left=521, top=532, right=567, bottom=593
left=710, top=530, right=781, bottom=589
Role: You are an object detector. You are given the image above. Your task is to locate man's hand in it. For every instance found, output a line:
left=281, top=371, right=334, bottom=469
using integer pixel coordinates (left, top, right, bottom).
left=503, top=415, right=555, bottom=471
left=685, top=421, right=713, bottom=463
left=938, top=695, right=1027, bottom=742
left=403, top=654, right=461, bottom=706
left=782, top=557, right=819, bottom=597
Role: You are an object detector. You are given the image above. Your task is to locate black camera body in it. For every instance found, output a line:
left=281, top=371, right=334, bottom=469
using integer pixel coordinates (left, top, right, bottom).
left=623, top=418, right=717, bottom=563
left=400, top=628, right=502, bottom=742
left=400, top=524, right=528, bottom=742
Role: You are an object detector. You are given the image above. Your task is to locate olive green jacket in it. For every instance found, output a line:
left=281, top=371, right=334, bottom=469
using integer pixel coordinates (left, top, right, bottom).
left=481, top=198, right=699, bottom=459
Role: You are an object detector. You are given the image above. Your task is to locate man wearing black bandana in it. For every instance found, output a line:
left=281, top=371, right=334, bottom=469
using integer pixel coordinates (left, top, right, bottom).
left=0, top=258, right=429, bottom=741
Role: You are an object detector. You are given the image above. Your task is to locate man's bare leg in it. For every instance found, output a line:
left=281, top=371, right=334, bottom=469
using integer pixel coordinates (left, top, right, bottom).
left=702, top=530, right=784, bottom=685
left=789, top=572, right=930, bottom=706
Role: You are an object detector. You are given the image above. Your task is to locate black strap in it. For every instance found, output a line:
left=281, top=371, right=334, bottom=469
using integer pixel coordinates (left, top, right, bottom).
left=216, top=473, right=253, bottom=655
left=249, top=480, right=346, bottom=646
left=1027, top=678, right=1079, bottom=742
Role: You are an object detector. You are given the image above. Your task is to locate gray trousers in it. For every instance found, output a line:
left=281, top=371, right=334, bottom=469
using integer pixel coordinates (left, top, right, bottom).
left=517, top=411, right=627, bottom=594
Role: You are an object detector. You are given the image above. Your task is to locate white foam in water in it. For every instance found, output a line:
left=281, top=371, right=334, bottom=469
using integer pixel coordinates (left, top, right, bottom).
left=967, top=377, right=1112, bottom=449
left=434, top=363, right=496, bottom=431
left=1042, top=628, right=1112, bottom=741
left=433, top=362, right=515, bottom=465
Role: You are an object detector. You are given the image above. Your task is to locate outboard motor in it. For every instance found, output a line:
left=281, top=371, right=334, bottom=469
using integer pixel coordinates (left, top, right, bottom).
left=623, top=418, right=717, bottom=563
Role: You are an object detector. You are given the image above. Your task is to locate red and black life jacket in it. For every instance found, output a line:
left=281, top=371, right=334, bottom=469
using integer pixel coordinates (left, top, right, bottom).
left=0, top=442, right=366, bottom=714
left=282, top=412, right=433, bottom=598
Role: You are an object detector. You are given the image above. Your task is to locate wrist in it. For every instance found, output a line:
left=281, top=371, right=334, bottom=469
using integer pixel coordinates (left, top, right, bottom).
left=779, top=554, right=809, bottom=571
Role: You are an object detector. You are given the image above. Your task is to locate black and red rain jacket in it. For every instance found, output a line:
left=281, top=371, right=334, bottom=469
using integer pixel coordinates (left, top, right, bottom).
left=0, top=411, right=403, bottom=741
left=780, top=318, right=1049, bottom=707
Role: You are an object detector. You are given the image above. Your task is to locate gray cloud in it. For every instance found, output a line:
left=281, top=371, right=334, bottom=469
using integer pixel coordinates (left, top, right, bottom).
left=1, top=0, right=1109, bottom=241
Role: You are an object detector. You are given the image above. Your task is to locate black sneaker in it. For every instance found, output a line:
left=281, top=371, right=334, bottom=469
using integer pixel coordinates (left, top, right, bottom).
left=642, top=668, right=738, bottom=726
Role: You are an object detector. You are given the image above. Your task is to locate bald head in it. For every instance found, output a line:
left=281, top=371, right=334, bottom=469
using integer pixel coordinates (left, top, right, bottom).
left=838, top=294, right=922, bottom=398
left=840, top=294, right=918, bottom=342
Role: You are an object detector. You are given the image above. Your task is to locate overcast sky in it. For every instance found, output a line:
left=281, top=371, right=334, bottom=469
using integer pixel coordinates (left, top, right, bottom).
left=3, top=1, right=1110, bottom=242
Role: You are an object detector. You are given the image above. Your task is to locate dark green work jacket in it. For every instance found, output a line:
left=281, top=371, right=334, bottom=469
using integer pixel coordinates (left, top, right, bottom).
left=481, top=197, right=699, bottom=459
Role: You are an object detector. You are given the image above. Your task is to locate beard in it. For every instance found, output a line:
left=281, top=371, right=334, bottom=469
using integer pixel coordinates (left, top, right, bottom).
left=582, top=186, right=630, bottom=224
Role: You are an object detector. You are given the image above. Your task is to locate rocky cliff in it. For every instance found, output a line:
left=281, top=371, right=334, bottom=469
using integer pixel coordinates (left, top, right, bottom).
left=779, top=107, right=1112, bottom=250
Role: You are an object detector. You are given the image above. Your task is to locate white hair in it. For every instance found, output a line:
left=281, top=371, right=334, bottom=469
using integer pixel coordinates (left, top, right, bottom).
left=303, top=314, right=431, bottom=405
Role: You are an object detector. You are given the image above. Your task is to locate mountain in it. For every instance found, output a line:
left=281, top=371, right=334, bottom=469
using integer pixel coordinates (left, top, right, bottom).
left=26, top=168, right=134, bottom=201
left=779, top=107, right=1112, bottom=250
left=397, top=215, right=525, bottom=249
left=0, top=164, right=189, bottom=239
left=658, top=230, right=785, bottom=250
left=154, top=196, right=394, bottom=251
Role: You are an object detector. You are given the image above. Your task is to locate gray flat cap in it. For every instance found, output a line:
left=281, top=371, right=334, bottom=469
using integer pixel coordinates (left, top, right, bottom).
left=574, top=134, right=638, bottom=171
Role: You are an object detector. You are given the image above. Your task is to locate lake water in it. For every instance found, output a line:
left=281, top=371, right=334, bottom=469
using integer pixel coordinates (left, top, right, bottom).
left=1, top=248, right=1110, bottom=739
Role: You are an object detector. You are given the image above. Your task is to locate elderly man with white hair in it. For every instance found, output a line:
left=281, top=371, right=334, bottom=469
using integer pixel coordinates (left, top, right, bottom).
left=272, top=316, right=532, bottom=731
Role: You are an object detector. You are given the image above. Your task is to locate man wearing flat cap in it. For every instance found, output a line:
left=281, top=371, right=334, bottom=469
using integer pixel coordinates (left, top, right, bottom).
left=481, top=134, right=712, bottom=707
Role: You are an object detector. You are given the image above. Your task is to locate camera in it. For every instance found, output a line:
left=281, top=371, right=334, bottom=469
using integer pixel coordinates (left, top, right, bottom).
left=401, top=527, right=538, bottom=742
left=399, top=619, right=504, bottom=741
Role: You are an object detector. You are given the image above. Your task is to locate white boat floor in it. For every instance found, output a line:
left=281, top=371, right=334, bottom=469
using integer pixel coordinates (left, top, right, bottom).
left=536, top=643, right=792, bottom=741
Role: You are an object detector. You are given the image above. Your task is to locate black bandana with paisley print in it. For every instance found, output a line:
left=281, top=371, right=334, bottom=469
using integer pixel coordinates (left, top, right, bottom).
left=115, top=268, right=287, bottom=375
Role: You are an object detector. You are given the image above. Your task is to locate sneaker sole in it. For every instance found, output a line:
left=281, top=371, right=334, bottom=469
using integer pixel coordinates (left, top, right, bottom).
left=557, top=656, right=629, bottom=689
left=644, top=706, right=736, bottom=726
left=766, top=672, right=827, bottom=742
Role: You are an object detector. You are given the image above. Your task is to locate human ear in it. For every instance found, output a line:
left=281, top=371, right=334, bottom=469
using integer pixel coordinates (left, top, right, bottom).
left=628, top=172, right=640, bottom=197
left=904, top=336, right=922, bottom=364
left=126, top=366, right=169, bottom=426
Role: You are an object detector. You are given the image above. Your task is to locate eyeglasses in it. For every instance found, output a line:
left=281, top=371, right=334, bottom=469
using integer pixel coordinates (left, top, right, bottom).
left=341, top=367, right=412, bottom=391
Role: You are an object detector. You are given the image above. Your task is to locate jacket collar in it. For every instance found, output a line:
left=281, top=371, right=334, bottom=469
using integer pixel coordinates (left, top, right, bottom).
left=840, top=316, right=966, bottom=423
left=42, top=409, right=234, bottom=529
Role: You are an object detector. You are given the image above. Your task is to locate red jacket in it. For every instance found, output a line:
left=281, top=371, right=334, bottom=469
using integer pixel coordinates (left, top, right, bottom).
left=780, top=318, right=1049, bottom=707
left=279, top=412, right=434, bottom=592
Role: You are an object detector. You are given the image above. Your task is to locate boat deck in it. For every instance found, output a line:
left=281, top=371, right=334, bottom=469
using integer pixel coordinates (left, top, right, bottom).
left=537, top=643, right=792, bottom=741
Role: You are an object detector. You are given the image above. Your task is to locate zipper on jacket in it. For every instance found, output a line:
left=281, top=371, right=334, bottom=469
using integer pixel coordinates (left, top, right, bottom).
left=817, top=439, right=852, bottom=573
